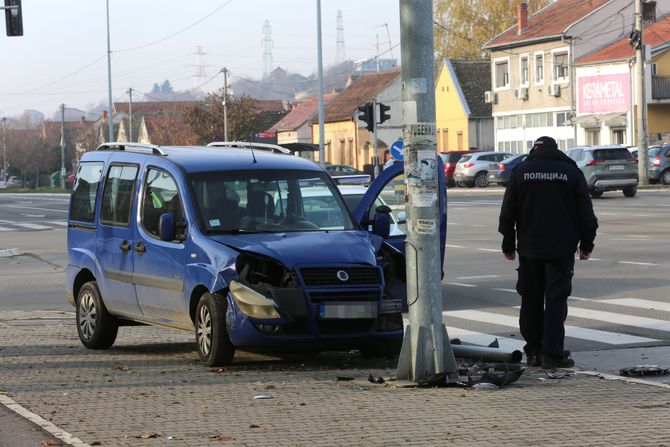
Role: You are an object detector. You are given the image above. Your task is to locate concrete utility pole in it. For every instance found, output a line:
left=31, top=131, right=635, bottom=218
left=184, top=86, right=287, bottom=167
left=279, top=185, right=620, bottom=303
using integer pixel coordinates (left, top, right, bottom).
left=372, top=98, right=379, bottom=177
left=60, top=104, right=66, bottom=189
left=636, top=0, right=649, bottom=185
left=316, top=0, right=326, bottom=167
left=222, top=68, right=229, bottom=141
left=396, top=0, right=458, bottom=383
left=2, top=117, right=7, bottom=183
left=128, top=88, right=133, bottom=142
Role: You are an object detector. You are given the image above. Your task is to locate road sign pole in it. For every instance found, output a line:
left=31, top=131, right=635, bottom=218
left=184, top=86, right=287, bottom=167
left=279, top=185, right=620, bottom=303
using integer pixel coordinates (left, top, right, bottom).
left=396, top=0, right=458, bottom=383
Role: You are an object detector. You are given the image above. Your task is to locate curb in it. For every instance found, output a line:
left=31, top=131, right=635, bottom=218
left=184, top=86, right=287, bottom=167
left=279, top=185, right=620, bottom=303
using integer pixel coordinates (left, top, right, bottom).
left=0, top=395, right=91, bottom=447
left=577, top=370, right=670, bottom=389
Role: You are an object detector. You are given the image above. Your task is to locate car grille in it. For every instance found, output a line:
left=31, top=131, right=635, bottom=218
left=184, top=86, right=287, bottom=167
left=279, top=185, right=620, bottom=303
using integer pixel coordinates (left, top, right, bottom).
left=299, top=267, right=382, bottom=286
left=309, top=290, right=380, bottom=303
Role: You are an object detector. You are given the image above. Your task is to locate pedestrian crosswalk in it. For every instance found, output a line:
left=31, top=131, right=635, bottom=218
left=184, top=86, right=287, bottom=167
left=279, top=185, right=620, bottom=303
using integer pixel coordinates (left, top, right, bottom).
left=403, top=295, right=670, bottom=353
left=0, top=220, right=67, bottom=232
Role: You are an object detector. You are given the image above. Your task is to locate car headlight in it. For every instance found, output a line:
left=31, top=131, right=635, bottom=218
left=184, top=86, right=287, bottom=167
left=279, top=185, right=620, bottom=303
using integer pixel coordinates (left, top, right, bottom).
left=229, top=280, right=280, bottom=319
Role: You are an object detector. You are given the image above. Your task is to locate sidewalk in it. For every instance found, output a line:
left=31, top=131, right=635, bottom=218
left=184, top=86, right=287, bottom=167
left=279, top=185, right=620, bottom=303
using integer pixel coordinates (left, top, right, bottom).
left=1, top=311, right=669, bottom=447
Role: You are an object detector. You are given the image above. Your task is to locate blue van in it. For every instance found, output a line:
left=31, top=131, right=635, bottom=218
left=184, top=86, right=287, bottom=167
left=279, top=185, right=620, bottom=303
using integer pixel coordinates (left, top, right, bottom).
left=66, top=142, right=447, bottom=366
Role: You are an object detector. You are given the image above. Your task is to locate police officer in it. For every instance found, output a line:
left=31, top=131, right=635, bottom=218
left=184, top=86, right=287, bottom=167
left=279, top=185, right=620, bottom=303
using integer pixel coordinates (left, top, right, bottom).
left=498, top=136, right=598, bottom=369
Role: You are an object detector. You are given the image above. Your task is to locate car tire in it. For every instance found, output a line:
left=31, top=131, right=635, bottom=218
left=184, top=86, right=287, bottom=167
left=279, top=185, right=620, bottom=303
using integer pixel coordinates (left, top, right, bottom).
left=195, top=292, right=235, bottom=367
left=76, top=281, right=118, bottom=349
left=661, top=170, right=670, bottom=185
left=474, top=172, right=489, bottom=188
left=623, top=186, right=637, bottom=197
left=590, top=190, right=603, bottom=198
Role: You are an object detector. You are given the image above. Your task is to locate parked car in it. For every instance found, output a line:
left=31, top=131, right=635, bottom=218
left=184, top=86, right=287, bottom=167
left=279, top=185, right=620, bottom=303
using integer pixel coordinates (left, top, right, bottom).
left=66, top=142, right=447, bottom=366
left=566, top=145, right=638, bottom=197
left=6, top=176, right=22, bottom=188
left=647, top=144, right=670, bottom=184
left=488, top=154, right=528, bottom=186
left=324, top=164, right=370, bottom=184
left=439, top=150, right=483, bottom=187
left=453, top=151, right=514, bottom=187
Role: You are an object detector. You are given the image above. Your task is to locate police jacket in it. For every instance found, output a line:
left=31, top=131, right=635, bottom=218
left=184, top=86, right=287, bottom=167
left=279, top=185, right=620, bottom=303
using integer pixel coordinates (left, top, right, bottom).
left=498, top=146, right=598, bottom=259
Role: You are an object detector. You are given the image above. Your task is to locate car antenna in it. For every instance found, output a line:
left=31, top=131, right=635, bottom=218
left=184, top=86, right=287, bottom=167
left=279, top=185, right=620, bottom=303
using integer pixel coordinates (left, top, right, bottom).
left=251, top=147, right=257, bottom=164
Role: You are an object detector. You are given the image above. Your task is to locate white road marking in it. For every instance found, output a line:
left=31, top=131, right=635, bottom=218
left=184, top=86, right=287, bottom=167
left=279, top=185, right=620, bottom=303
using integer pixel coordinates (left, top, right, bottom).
left=446, top=309, right=658, bottom=345
left=445, top=244, right=464, bottom=248
left=567, top=306, right=670, bottom=332
left=447, top=283, right=478, bottom=288
left=446, top=222, right=462, bottom=225
left=14, top=223, right=51, bottom=230
left=476, top=248, right=499, bottom=252
left=598, top=212, right=619, bottom=216
left=568, top=296, right=591, bottom=301
left=624, top=235, right=649, bottom=238
left=49, top=221, right=69, bottom=226
left=0, top=395, right=91, bottom=447
left=20, top=213, right=44, bottom=217
left=6, top=205, right=68, bottom=213
left=619, top=261, right=658, bottom=266
left=492, top=288, right=517, bottom=293
left=599, top=298, right=670, bottom=313
left=0, top=226, right=11, bottom=231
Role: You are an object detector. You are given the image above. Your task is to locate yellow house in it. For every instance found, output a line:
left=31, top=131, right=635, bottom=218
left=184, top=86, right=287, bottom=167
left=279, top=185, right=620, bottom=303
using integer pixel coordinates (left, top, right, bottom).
left=310, top=70, right=402, bottom=170
left=435, top=59, right=494, bottom=152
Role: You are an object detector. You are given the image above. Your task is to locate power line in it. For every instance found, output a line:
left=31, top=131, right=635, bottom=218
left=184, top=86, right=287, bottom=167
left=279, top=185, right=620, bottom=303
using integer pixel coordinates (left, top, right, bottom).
left=115, top=0, right=235, bottom=53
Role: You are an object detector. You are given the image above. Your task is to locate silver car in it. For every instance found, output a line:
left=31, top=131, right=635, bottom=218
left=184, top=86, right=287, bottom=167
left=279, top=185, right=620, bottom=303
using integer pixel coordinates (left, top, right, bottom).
left=454, top=151, right=514, bottom=187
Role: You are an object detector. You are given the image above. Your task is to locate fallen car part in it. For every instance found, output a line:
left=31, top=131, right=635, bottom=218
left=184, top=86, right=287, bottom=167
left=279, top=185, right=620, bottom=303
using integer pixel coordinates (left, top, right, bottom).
left=619, top=365, right=669, bottom=377
left=451, top=344, right=523, bottom=363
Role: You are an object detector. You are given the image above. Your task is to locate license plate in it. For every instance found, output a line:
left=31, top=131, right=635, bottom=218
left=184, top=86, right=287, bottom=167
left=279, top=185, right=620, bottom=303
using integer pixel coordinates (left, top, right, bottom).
left=489, top=174, right=496, bottom=179
left=609, top=165, right=624, bottom=170
left=455, top=173, right=462, bottom=177
left=319, top=302, right=378, bottom=319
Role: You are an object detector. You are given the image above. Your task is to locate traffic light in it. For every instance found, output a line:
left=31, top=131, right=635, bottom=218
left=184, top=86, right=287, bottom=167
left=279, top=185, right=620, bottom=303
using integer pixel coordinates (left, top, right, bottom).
left=378, top=103, right=391, bottom=124
left=629, top=30, right=641, bottom=51
left=4, top=0, right=22, bottom=37
left=357, top=102, right=374, bottom=132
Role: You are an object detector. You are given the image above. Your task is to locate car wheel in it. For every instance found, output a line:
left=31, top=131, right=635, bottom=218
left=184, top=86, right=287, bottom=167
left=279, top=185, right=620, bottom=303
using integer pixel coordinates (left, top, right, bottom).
left=661, top=170, right=670, bottom=185
left=195, top=292, right=235, bottom=366
left=589, top=190, right=603, bottom=198
left=623, top=186, right=637, bottom=197
left=474, top=172, right=489, bottom=188
left=76, top=281, right=118, bottom=349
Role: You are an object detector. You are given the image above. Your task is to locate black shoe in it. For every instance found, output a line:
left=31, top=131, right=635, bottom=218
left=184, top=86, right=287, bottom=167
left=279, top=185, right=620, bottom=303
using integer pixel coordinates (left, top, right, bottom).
left=542, top=353, right=575, bottom=369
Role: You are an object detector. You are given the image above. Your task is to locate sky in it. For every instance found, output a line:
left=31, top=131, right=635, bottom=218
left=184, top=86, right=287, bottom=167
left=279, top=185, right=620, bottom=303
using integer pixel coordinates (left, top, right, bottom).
left=0, top=0, right=401, bottom=119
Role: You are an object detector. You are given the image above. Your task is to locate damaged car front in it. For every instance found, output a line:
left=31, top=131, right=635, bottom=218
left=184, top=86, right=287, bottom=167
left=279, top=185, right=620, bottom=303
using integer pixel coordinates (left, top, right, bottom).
left=190, top=167, right=407, bottom=359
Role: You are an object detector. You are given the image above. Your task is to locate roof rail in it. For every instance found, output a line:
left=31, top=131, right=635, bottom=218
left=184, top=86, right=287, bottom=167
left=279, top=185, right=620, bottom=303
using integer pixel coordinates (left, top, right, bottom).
left=96, top=142, right=166, bottom=156
left=207, top=141, right=292, bottom=155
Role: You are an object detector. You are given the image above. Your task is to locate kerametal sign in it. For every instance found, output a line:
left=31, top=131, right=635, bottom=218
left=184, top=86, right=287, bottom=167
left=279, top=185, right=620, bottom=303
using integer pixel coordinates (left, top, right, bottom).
left=577, top=72, right=630, bottom=114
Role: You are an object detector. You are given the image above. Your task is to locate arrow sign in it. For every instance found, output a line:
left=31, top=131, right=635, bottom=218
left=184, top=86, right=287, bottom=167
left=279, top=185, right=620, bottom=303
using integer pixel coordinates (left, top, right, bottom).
left=390, top=139, right=404, bottom=161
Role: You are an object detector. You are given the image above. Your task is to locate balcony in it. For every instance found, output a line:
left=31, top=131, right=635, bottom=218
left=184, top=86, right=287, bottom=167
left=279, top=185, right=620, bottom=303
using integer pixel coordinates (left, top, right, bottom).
left=651, top=75, right=670, bottom=100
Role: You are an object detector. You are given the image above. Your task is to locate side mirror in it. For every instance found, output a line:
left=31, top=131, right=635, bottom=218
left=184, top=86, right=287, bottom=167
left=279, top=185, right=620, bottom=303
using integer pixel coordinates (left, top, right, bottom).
left=372, top=205, right=391, bottom=239
left=158, top=212, right=176, bottom=242
left=396, top=211, right=407, bottom=224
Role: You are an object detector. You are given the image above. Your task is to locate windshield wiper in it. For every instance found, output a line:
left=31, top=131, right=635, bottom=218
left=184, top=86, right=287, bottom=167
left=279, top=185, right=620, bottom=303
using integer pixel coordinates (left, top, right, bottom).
left=205, top=228, right=260, bottom=235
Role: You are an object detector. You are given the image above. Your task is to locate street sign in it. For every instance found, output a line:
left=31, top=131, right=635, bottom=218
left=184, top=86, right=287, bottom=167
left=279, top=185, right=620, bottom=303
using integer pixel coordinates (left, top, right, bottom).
left=390, top=139, right=404, bottom=161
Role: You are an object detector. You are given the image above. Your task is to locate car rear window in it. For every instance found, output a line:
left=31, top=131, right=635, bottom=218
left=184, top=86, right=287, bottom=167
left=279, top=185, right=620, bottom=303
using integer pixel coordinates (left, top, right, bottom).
left=592, top=148, right=631, bottom=161
left=648, top=147, right=661, bottom=157
left=447, top=153, right=465, bottom=163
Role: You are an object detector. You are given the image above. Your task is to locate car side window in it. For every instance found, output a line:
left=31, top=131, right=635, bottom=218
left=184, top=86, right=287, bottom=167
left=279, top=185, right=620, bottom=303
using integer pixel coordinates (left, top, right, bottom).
left=141, top=168, right=185, bottom=241
left=70, top=162, right=104, bottom=223
left=480, top=155, right=496, bottom=162
left=100, top=164, right=139, bottom=227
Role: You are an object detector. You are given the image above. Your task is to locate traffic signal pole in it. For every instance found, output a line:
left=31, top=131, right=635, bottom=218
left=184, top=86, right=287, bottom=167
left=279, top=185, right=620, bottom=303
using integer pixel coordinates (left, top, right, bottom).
left=373, top=98, right=379, bottom=177
left=396, top=0, right=458, bottom=383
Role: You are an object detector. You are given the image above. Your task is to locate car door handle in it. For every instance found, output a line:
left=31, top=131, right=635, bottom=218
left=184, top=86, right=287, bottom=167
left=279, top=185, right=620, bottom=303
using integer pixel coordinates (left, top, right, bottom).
left=119, top=240, right=131, bottom=252
left=134, top=240, right=146, bottom=255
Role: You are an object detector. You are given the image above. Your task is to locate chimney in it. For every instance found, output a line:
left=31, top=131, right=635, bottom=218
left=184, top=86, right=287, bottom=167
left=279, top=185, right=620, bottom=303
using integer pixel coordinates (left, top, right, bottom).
left=80, top=116, right=85, bottom=126
left=102, top=110, right=108, bottom=120
left=517, top=2, right=528, bottom=35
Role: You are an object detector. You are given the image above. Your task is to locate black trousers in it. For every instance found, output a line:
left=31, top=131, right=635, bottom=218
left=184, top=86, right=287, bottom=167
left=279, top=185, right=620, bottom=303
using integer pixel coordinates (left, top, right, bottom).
left=516, top=256, right=574, bottom=358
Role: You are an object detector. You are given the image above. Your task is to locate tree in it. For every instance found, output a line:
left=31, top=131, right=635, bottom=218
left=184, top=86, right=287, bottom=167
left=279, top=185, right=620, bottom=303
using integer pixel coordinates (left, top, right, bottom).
left=151, top=83, right=161, bottom=93
left=183, top=90, right=263, bottom=144
left=160, top=79, right=173, bottom=93
left=6, top=129, right=54, bottom=188
left=434, top=0, right=551, bottom=59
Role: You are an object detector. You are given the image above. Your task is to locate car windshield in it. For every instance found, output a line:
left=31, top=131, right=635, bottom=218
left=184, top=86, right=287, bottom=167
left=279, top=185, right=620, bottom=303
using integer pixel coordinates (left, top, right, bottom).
left=190, top=169, right=355, bottom=233
left=592, top=148, right=631, bottom=160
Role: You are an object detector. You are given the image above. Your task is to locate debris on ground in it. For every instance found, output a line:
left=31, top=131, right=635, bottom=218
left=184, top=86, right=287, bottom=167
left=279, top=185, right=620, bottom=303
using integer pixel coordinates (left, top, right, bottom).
left=335, top=376, right=354, bottom=381
left=252, top=395, right=273, bottom=400
left=368, top=374, right=385, bottom=384
left=136, top=432, right=162, bottom=439
left=619, top=365, right=670, bottom=377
